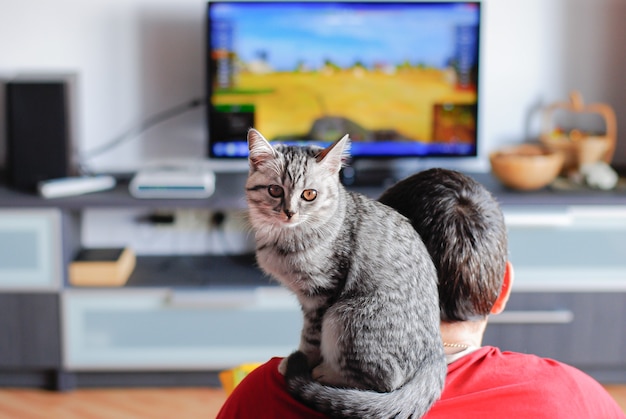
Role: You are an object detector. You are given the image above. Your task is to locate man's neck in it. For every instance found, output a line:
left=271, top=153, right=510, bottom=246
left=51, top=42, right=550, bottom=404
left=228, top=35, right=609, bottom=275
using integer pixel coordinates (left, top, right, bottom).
left=440, top=319, right=487, bottom=351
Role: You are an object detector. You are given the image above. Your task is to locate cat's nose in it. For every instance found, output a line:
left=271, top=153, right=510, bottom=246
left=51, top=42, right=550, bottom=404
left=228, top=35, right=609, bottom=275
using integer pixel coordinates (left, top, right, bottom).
left=284, top=209, right=296, bottom=219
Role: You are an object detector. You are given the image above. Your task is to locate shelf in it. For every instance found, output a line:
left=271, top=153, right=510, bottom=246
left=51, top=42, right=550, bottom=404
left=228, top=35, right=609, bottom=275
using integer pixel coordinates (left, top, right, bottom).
left=66, top=254, right=274, bottom=289
left=0, top=174, right=250, bottom=210
left=3, top=172, right=626, bottom=210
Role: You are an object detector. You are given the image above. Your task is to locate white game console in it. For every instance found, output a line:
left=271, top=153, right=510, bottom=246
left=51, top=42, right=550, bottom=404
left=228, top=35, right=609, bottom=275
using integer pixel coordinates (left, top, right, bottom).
left=129, top=160, right=216, bottom=199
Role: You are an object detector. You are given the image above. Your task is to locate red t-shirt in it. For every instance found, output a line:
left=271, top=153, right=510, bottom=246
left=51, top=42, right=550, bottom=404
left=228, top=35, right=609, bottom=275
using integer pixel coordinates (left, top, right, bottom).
left=217, top=346, right=624, bottom=418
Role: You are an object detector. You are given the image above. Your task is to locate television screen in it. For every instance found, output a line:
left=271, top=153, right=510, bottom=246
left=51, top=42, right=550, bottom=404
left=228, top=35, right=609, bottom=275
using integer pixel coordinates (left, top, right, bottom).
left=206, top=1, right=481, bottom=160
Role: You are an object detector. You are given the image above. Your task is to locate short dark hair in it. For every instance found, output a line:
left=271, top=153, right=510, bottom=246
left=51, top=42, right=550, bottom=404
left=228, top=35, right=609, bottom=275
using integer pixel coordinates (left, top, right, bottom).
left=379, top=168, right=508, bottom=322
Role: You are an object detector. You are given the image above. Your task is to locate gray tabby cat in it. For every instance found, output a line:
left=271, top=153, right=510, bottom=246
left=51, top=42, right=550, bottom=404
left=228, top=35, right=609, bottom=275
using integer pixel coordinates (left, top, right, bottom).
left=245, top=128, right=446, bottom=419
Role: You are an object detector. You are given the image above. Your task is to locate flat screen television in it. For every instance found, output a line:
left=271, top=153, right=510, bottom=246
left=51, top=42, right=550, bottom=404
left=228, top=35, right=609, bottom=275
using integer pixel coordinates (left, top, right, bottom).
left=206, top=1, right=481, bottom=164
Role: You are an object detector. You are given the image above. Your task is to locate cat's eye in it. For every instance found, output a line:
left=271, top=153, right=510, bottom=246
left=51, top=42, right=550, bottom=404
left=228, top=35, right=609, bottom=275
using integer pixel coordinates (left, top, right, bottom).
left=267, top=184, right=284, bottom=198
left=301, top=189, right=317, bottom=202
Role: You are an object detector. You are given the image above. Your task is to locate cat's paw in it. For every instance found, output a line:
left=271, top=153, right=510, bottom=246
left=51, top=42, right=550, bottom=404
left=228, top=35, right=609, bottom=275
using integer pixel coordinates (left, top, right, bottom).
left=311, top=362, right=346, bottom=386
left=280, top=351, right=318, bottom=376
left=278, top=357, right=288, bottom=375
left=284, top=351, right=312, bottom=380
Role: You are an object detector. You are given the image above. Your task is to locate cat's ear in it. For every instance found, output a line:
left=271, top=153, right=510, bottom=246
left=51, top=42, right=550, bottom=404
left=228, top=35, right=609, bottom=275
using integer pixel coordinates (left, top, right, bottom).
left=248, top=128, right=277, bottom=169
left=316, top=134, right=350, bottom=175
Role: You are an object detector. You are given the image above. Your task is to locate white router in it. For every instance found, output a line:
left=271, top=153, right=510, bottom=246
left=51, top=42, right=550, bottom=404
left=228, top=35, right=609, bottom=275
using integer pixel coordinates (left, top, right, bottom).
left=129, top=159, right=215, bottom=199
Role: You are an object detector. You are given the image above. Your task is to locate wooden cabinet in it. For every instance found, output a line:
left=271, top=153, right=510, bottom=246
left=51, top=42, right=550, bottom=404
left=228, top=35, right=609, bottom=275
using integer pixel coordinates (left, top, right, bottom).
left=2, top=173, right=626, bottom=387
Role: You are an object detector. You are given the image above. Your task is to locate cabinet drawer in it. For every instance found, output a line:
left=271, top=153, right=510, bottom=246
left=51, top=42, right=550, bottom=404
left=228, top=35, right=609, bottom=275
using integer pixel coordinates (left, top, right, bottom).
left=484, top=292, right=626, bottom=369
left=62, top=288, right=302, bottom=370
left=0, top=209, right=62, bottom=290
left=505, top=207, right=626, bottom=289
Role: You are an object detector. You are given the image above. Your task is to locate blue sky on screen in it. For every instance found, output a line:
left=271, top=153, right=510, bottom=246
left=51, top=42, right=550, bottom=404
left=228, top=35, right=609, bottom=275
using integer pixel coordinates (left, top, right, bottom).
left=211, top=2, right=479, bottom=71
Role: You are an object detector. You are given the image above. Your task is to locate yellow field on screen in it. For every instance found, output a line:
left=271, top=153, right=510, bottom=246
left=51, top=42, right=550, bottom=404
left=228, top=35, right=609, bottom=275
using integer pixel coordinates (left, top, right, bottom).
left=214, top=69, right=476, bottom=142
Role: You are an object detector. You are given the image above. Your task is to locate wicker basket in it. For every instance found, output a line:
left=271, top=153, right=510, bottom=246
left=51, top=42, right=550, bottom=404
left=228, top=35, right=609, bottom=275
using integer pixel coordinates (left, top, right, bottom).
left=540, top=91, right=616, bottom=174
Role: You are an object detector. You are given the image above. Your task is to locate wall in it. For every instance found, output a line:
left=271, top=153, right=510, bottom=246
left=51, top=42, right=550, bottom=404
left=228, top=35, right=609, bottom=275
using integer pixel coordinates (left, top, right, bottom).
left=0, top=0, right=206, bottom=173
left=1, top=0, right=626, bottom=173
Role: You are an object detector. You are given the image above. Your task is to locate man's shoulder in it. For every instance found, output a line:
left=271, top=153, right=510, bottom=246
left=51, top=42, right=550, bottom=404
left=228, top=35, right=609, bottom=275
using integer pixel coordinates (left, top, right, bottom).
left=476, top=346, right=599, bottom=382
left=449, top=346, right=616, bottom=401
left=430, top=346, right=625, bottom=418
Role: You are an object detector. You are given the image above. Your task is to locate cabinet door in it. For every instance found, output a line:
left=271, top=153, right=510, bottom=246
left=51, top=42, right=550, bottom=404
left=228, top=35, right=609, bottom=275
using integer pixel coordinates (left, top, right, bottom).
left=0, top=209, right=62, bottom=290
left=505, top=206, right=626, bottom=289
left=484, top=292, right=626, bottom=376
left=0, top=293, right=61, bottom=368
left=63, top=288, right=302, bottom=371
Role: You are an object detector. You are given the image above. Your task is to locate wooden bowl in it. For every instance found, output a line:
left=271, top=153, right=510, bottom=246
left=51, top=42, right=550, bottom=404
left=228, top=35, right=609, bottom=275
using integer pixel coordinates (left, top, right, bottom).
left=489, top=144, right=564, bottom=191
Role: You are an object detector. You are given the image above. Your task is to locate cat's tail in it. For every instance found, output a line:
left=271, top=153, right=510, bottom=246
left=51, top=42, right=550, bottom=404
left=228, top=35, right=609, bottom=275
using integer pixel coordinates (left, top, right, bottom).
left=284, top=351, right=445, bottom=419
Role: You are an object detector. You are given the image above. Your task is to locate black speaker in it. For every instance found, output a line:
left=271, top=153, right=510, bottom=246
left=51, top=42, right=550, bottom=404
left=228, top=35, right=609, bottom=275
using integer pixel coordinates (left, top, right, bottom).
left=6, top=77, right=76, bottom=191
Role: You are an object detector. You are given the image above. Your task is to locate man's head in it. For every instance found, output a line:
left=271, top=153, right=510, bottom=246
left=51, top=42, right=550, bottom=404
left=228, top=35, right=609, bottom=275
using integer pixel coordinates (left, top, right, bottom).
left=379, top=168, right=508, bottom=322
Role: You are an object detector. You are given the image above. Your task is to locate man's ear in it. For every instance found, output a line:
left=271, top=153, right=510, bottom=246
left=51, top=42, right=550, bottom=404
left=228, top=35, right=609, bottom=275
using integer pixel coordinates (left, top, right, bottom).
left=491, top=261, right=514, bottom=315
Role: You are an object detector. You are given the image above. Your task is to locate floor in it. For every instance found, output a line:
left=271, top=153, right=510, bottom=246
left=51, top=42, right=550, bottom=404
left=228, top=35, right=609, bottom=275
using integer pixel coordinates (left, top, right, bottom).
left=0, top=385, right=624, bottom=418
left=0, top=388, right=228, bottom=419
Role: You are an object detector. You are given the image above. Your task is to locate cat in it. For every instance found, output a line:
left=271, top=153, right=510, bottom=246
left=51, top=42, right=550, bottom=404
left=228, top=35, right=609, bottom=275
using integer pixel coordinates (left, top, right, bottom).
left=245, top=128, right=446, bottom=419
